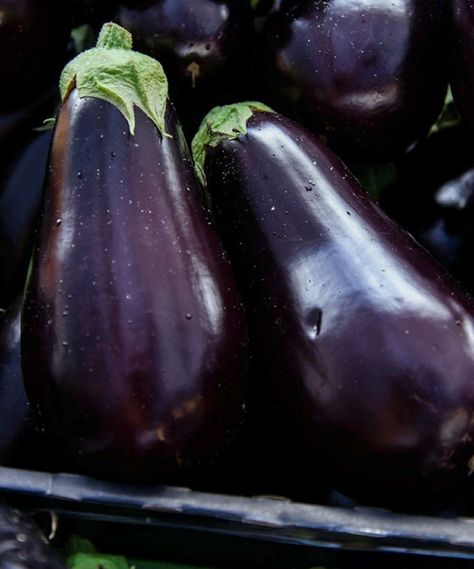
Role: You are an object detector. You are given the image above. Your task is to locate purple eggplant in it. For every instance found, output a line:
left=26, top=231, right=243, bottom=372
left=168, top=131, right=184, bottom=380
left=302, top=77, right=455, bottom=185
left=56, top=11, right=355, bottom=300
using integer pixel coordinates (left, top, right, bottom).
left=114, top=0, right=254, bottom=132
left=0, top=129, right=53, bottom=307
left=0, top=302, right=40, bottom=467
left=380, top=125, right=474, bottom=294
left=21, top=24, right=248, bottom=483
left=0, top=301, right=49, bottom=471
left=259, top=0, right=448, bottom=162
left=450, top=0, right=474, bottom=129
left=193, top=103, right=474, bottom=507
left=0, top=0, right=70, bottom=109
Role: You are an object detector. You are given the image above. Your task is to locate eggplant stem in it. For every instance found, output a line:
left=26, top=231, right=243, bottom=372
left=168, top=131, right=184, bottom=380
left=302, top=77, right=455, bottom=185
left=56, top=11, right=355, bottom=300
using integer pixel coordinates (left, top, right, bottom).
left=97, top=22, right=132, bottom=51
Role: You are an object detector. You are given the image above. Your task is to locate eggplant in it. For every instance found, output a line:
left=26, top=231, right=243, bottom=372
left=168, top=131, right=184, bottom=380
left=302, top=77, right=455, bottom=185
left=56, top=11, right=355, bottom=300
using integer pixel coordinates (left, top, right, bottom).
left=0, top=0, right=70, bottom=109
left=0, top=302, right=41, bottom=467
left=0, top=129, right=53, bottom=307
left=259, top=0, right=448, bottom=162
left=380, top=125, right=474, bottom=294
left=193, top=103, right=474, bottom=507
left=0, top=507, right=66, bottom=568
left=114, top=0, right=254, bottom=133
left=450, top=0, right=474, bottom=129
left=22, top=24, right=248, bottom=483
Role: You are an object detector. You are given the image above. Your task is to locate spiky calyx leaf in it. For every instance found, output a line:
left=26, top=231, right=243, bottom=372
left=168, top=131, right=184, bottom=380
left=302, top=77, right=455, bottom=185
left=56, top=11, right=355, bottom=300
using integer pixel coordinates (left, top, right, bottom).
left=60, top=22, right=169, bottom=137
left=191, top=101, right=274, bottom=186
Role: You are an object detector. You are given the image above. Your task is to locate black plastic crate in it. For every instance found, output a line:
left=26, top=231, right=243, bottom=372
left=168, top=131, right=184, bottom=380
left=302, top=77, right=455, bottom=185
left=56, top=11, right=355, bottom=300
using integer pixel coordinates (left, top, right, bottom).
left=1, top=466, right=474, bottom=568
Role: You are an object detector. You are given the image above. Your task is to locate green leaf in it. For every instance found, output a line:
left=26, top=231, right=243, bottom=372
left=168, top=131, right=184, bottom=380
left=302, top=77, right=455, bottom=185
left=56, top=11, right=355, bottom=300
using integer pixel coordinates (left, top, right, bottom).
left=429, top=87, right=460, bottom=135
left=191, top=101, right=275, bottom=186
left=60, top=22, right=169, bottom=137
left=33, top=117, right=56, bottom=132
left=65, top=536, right=97, bottom=555
left=65, top=537, right=129, bottom=569
left=67, top=552, right=130, bottom=569
left=350, top=161, right=398, bottom=202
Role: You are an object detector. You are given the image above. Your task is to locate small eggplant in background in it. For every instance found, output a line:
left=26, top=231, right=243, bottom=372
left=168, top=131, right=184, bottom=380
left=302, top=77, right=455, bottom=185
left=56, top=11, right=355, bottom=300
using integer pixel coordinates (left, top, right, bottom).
left=0, top=129, right=53, bottom=307
left=114, top=0, right=255, bottom=134
left=193, top=102, right=474, bottom=508
left=381, top=124, right=474, bottom=295
left=22, top=24, right=248, bottom=484
left=259, top=0, right=448, bottom=162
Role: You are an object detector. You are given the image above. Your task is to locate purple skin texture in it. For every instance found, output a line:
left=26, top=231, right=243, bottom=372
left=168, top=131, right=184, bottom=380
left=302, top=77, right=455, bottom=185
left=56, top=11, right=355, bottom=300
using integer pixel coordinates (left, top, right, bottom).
left=0, top=302, right=38, bottom=465
left=0, top=302, right=53, bottom=472
left=450, top=0, right=474, bottom=128
left=0, top=130, right=53, bottom=307
left=114, top=0, right=253, bottom=126
left=260, top=0, right=447, bottom=162
left=0, top=0, right=70, bottom=109
left=21, top=92, right=248, bottom=483
left=203, top=111, right=474, bottom=507
left=0, top=92, right=56, bottom=306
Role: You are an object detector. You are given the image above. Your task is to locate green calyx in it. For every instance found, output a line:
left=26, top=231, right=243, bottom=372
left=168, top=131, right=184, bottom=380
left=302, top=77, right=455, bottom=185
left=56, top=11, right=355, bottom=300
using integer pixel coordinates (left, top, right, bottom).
left=60, top=22, right=169, bottom=137
left=191, top=101, right=275, bottom=186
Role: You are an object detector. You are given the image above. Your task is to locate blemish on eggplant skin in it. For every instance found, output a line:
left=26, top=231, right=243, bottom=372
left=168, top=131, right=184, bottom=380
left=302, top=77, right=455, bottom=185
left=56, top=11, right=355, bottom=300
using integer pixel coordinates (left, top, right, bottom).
left=307, top=308, right=323, bottom=339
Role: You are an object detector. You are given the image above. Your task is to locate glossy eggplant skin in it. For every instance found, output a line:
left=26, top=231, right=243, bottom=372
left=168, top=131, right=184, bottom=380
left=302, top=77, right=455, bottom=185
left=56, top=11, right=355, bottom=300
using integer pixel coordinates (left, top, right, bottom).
left=259, top=0, right=447, bottom=162
left=115, top=0, right=254, bottom=131
left=22, top=91, right=248, bottom=483
left=0, top=129, right=52, bottom=308
left=0, top=1, right=70, bottom=109
left=450, top=0, right=474, bottom=128
left=203, top=111, right=474, bottom=507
